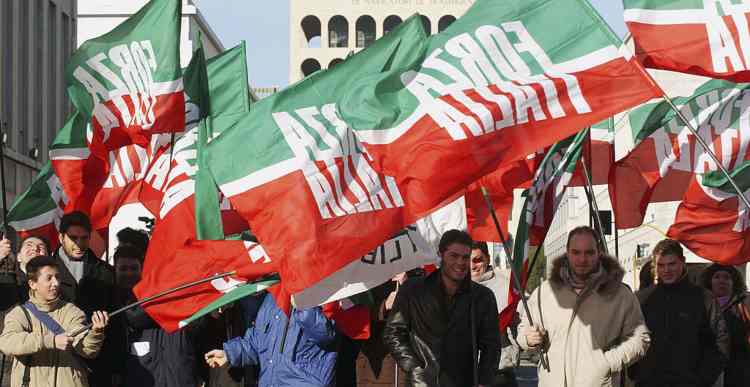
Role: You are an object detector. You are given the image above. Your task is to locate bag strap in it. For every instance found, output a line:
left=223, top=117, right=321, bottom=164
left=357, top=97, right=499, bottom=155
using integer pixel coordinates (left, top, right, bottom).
left=18, top=305, right=33, bottom=387
left=22, top=302, right=65, bottom=336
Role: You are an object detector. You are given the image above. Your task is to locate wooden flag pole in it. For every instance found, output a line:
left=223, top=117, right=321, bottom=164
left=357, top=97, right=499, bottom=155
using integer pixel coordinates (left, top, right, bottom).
left=480, top=186, right=550, bottom=372
left=623, top=34, right=750, bottom=211
left=69, top=270, right=239, bottom=337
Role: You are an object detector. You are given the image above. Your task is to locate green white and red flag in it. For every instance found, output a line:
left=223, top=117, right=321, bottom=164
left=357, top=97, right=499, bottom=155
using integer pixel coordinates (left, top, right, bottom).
left=609, top=78, right=740, bottom=229
left=58, top=42, right=250, bottom=235
left=66, top=0, right=184, bottom=154
left=667, top=163, right=750, bottom=265
left=338, top=0, right=660, bottom=237
left=204, top=16, right=428, bottom=295
left=134, top=239, right=278, bottom=332
left=6, top=162, right=65, bottom=251
left=624, top=0, right=750, bottom=81
left=507, top=130, right=587, bottom=329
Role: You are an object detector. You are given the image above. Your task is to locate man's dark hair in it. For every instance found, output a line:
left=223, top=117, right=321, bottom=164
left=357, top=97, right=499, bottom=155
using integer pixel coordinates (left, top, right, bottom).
left=566, top=226, right=601, bottom=249
left=20, top=235, right=50, bottom=252
left=438, top=229, right=473, bottom=254
left=471, top=241, right=489, bottom=257
left=116, top=227, right=149, bottom=252
left=652, top=239, right=684, bottom=261
left=114, top=245, right=145, bottom=265
left=26, top=256, right=58, bottom=282
left=59, top=211, right=92, bottom=234
left=701, top=264, right=746, bottom=295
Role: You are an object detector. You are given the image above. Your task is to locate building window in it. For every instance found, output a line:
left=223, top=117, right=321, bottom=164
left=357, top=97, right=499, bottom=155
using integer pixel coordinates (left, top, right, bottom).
left=328, top=58, right=343, bottom=69
left=420, top=15, right=431, bottom=35
left=301, top=58, right=321, bottom=77
left=328, top=15, right=348, bottom=48
left=438, top=15, right=456, bottom=32
left=301, top=15, right=321, bottom=48
left=356, top=15, right=375, bottom=48
left=383, top=15, right=402, bottom=35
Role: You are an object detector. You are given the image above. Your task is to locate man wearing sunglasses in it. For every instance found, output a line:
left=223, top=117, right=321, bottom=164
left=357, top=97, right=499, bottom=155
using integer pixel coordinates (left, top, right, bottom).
left=53, top=211, right=116, bottom=387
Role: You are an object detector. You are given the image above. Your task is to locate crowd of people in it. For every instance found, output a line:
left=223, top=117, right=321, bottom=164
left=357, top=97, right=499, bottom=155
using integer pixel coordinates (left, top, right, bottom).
left=0, top=212, right=748, bottom=387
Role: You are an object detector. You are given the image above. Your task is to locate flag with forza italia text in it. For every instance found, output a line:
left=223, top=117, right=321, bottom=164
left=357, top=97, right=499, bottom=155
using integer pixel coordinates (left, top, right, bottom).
left=66, top=0, right=184, bottom=154
left=624, top=0, right=750, bottom=81
left=338, top=0, right=660, bottom=233
left=609, top=79, right=736, bottom=229
left=204, top=16, right=428, bottom=295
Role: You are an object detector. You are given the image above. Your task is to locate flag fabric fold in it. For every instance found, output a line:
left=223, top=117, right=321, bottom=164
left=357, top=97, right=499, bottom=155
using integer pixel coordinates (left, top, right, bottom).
left=624, top=0, right=750, bottom=82
left=204, top=16, right=428, bottom=295
left=338, top=0, right=660, bottom=240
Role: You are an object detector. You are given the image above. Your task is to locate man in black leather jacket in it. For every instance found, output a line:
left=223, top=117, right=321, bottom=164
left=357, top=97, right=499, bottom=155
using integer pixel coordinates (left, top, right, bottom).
left=383, top=229, right=499, bottom=387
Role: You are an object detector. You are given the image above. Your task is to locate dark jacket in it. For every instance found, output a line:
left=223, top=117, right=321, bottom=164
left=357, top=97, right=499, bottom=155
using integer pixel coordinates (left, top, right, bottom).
left=721, top=293, right=750, bottom=387
left=383, top=269, right=499, bottom=387
left=223, top=292, right=338, bottom=386
left=52, top=248, right=115, bottom=387
left=52, top=248, right=115, bottom=316
left=114, top=297, right=205, bottom=387
left=631, top=275, right=729, bottom=387
left=0, top=267, right=28, bottom=313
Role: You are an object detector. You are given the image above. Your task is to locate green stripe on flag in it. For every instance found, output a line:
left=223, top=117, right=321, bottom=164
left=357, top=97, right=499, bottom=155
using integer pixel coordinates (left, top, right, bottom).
left=178, top=278, right=279, bottom=329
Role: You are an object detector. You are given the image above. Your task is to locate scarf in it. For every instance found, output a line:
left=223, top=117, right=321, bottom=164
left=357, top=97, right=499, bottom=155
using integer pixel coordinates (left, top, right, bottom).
left=561, top=258, right=606, bottom=292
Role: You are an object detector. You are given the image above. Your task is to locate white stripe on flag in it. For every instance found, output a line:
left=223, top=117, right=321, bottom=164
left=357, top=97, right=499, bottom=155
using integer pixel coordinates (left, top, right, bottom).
left=551, top=46, right=621, bottom=74
left=152, top=79, right=184, bottom=95
left=623, top=9, right=707, bottom=25
left=49, top=147, right=90, bottom=160
left=220, top=158, right=300, bottom=197
left=354, top=105, right=426, bottom=145
left=8, top=209, right=59, bottom=231
left=590, top=128, right=613, bottom=143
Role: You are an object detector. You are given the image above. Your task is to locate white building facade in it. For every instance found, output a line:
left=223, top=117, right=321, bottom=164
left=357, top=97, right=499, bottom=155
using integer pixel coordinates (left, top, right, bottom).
left=289, top=0, right=474, bottom=83
left=77, top=0, right=224, bottom=66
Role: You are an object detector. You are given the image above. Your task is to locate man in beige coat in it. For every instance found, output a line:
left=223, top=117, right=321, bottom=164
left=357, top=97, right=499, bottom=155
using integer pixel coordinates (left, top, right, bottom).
left=0, top=256, right=109, bottom=387
left=517, top=226, right=650, bottom=387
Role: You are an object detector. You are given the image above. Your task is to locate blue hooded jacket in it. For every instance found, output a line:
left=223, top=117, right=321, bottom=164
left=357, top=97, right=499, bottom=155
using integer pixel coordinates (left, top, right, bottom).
left=223, top=293, right=338, bottom=386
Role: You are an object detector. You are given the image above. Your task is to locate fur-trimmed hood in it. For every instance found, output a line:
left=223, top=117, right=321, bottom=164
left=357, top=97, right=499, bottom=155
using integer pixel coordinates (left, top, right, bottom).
left=549, top=254, right=625, bottom=295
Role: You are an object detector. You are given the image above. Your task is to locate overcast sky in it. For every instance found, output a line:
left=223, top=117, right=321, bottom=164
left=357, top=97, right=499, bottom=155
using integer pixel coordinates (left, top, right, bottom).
left=196, top=0, right=627, bottom=89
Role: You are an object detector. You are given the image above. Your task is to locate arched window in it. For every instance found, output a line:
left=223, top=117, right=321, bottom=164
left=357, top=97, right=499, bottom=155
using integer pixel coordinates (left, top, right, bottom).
left=301, top=15, right=321, bottom=48
left=328, top=15, right=348, bottom=48
left=438, top=15, right=456, bottom=32
left=356, top=15, right=376, bottom=48
left=383, top=15, right=402, bottom=35
left=329, top=58, right=344, bottom=69
left=301, top=58, right=321, bottom=77
left=420, top=15, right=431, bottom=35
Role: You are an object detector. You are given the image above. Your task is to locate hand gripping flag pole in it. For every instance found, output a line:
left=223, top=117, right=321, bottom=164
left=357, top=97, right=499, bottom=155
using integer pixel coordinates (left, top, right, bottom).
left=480, top=186, right=550, bottom=372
